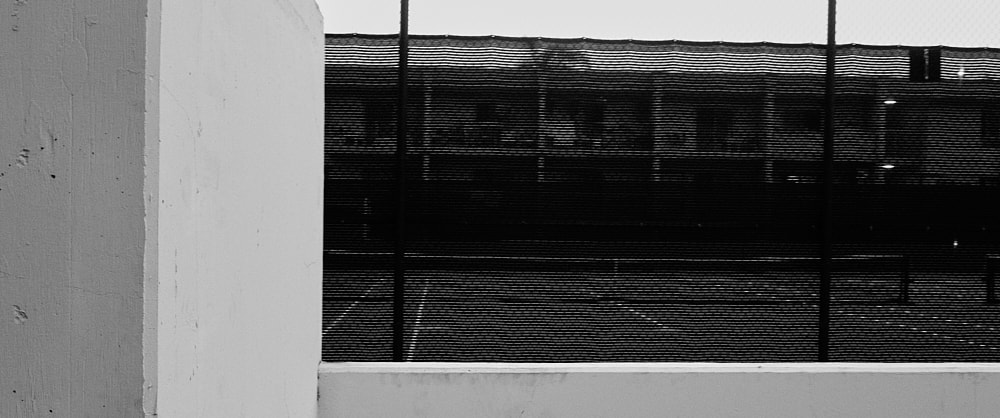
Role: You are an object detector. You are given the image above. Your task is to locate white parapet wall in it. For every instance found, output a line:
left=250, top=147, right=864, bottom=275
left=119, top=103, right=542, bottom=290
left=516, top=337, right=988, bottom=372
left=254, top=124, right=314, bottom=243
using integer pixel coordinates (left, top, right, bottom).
left=320, top=363, right=1000, bottom=418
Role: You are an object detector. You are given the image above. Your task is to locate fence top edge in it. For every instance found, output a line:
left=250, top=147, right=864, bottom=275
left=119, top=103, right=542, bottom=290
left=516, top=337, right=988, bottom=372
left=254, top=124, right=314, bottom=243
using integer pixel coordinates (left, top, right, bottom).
left=325, top=33, right=1000, bottom=53
left=320, top=362, right=1000, bottom=374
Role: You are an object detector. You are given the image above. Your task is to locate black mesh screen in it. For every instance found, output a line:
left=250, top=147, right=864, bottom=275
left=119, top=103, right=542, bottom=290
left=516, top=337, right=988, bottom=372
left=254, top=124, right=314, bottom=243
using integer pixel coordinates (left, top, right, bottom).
left=827, top=45, right=1000, bottom=361
left=323, top=34, right=1000, bottom=362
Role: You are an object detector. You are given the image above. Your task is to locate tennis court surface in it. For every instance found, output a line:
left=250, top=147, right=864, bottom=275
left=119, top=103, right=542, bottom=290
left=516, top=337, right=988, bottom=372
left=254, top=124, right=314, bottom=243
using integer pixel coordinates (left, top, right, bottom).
left=322, top=244, right=1000, bottom=362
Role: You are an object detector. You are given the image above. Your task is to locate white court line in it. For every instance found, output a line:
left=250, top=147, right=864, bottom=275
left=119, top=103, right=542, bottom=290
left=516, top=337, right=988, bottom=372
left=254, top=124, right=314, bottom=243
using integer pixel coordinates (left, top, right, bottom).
left=730, top=277, right=1000, bottom=351
left=597, top=275, right=812, bottom=334
left=741, top=276, right=999, bottom=343
left=843, top=312, right=999, bottom=351
left=329, top=253, right=996, bottom=352
left=322, top=276, right=390, bottom=337
left=612, top=301, right=678, bottom=332
left=876, top=305, right=1000, bottom=333
left=611, top=272, right=999, bottom=352
left=405, top=278, right=432, bottom=361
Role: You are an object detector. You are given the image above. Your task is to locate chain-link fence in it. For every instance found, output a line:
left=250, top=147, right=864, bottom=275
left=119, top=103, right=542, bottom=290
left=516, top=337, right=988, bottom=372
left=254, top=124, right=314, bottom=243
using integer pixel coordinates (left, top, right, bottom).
left=322, top=3, right=1000, bottom=362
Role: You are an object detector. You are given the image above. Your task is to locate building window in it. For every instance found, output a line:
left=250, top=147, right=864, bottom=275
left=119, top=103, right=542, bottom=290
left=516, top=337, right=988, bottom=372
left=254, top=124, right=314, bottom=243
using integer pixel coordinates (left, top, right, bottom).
left=475, top=102, right=498, bottom=123
left=909, top=47, right=942, bottom=82
left=582, top=101, right=604, bottom=141
left=695, top=108, right=733, bottom=150
left=777, top=96, right=823, bottom=133
left=364, top=101, right=395, bottom=144
left=793, top=108, right=823, bottom=132
left=983, top=106, right=999, bottom=147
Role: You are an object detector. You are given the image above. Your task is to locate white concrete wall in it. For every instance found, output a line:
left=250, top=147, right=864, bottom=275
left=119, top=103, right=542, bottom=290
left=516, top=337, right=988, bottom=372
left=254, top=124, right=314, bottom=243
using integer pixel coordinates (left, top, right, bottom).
left=320, top=363, right=1000, bottom=418
left=1, top=1, right=150, bottom=416
left=3, top=0, right=323, bottom=416
left=153, top=0, right=324, bottom=417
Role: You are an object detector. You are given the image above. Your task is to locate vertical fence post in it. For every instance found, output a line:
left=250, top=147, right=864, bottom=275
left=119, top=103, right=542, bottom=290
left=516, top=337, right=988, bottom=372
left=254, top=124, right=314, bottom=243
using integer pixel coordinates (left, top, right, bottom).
left=818, top=0, right=837, bottom=362
left=393, top=0, right=410, bottom=362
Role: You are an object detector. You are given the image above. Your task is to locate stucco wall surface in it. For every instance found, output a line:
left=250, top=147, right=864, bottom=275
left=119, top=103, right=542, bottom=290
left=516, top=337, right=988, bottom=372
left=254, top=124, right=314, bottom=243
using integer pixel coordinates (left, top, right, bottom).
left=1, top=1, right=149, bottom=416
left=320, top=363, right=1000, bottom=418
left=154, top=0, right=324, bottom=417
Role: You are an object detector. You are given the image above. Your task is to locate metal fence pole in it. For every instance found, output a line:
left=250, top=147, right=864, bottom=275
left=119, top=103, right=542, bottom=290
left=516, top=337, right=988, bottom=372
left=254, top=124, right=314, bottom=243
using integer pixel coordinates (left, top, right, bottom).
left=819, top=0, right=837, bottom=362
left=393, top=0, right=410, bottom=362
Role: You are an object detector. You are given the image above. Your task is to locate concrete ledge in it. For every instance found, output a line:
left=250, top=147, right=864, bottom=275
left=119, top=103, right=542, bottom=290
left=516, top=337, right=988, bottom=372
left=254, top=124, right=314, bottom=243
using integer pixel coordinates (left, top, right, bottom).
left=319, top=363, right=1000, bottom=417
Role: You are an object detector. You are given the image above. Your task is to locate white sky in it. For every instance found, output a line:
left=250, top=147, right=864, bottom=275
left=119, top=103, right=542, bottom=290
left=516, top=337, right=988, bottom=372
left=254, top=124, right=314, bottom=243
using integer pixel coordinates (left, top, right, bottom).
left=317, top=0, right=999, bottom=47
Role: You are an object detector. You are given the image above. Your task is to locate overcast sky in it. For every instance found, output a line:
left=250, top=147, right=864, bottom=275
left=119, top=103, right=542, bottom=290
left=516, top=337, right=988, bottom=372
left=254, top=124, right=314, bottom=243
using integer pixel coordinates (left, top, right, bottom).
left=317, top=0, right=998, bottom=47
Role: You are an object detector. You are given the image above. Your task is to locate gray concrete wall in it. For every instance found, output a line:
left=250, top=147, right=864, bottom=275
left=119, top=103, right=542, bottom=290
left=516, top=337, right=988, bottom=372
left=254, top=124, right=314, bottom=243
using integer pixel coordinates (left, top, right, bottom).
left=320, top=363, right=1000, bottom=418
left=1, top=1, right=150, bottom=416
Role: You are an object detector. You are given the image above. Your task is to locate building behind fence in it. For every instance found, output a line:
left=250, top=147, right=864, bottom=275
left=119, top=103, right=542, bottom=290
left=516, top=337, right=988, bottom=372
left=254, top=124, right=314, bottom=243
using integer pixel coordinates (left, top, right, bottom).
left=325, top=35, right=1000, bottom=246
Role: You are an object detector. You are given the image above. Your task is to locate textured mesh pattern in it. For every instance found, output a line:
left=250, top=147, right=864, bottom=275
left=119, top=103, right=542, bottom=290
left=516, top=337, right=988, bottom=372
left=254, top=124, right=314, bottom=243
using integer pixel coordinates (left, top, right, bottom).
left=323, top=34, right=1000, bottom=362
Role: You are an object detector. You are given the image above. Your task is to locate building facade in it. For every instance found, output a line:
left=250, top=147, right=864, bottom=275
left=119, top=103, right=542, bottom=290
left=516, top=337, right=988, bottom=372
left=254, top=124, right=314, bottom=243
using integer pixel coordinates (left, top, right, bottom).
left=325, top=35, right=1000, bottom=245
